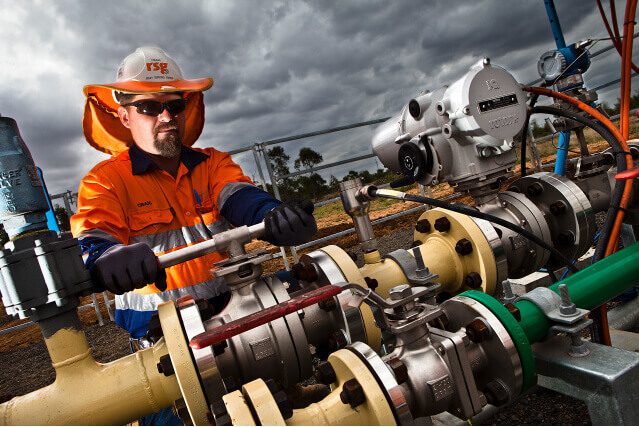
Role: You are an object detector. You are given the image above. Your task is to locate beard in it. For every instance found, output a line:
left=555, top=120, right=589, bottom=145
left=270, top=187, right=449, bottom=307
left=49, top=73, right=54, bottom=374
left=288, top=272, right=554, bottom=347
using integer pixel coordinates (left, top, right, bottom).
left=153, top=123, right=182, bottom=159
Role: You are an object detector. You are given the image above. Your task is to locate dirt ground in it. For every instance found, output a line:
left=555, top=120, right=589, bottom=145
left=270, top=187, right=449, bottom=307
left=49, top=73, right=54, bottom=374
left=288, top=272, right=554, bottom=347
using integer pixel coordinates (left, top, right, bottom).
left=0, top=136, right=622, bottom=423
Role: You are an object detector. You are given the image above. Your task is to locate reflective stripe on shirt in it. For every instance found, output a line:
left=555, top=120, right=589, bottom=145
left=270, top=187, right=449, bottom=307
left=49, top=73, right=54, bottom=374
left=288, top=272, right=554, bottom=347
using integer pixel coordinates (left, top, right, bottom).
left=114, top=276, right=229, bottom=311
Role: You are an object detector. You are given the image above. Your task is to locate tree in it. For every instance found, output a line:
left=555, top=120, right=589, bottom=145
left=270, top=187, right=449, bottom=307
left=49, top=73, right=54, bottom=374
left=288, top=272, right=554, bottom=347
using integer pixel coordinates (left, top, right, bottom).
left=294, top=147, right=323, bottom=171
left=266, top=146, right=291, bottom=178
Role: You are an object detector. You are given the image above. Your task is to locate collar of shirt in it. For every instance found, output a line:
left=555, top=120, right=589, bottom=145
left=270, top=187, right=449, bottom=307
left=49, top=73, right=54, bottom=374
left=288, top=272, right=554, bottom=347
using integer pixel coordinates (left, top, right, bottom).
left=129, top=144, right=209, bottom=176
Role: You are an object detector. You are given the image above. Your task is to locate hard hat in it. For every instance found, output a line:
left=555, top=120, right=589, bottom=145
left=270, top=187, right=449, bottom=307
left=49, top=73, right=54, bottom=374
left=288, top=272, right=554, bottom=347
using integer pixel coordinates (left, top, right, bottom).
left=82, top=46, right=214, bottom=156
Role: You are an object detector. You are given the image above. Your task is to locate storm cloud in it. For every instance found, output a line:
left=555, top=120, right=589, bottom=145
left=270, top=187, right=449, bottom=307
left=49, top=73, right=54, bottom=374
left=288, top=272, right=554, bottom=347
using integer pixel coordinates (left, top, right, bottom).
left=0, top=0, right=635, bottom=196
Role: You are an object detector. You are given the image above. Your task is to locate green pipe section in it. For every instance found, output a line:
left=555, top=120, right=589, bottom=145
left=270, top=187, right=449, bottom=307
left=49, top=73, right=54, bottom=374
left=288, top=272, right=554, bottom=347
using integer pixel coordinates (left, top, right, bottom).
left=517, top=242, right=639, bottom=343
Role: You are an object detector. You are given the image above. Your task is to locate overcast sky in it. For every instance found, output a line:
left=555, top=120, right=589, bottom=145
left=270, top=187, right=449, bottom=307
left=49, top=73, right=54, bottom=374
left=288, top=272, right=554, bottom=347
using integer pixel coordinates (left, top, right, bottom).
left=1, top=0, right=637, bottom=198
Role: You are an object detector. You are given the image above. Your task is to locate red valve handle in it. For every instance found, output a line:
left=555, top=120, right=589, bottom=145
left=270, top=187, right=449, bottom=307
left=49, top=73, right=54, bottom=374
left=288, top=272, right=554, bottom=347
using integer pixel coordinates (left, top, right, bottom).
left=189, top=284, right=343, bottom=350
left=615, top=167, right=639, bottom=181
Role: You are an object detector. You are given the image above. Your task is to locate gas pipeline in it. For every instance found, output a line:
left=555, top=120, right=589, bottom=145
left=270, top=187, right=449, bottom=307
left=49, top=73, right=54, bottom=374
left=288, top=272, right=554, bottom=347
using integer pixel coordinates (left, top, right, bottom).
left=2, top=51, right=639, bottom=425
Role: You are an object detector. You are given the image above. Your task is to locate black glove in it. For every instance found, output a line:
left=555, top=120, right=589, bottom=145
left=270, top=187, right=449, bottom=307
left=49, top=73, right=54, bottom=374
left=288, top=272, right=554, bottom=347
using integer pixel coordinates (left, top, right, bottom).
left=263, top=202, right=317, bottom=246
left=91, top=242, right=167, bottom=294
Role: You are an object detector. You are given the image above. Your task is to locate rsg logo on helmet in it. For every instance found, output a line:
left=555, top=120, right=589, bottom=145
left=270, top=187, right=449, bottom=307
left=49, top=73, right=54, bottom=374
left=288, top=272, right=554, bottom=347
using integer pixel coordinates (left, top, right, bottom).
left=83, top=46, right=214, bottom=156
left=116, top=47, right=182, bottom=82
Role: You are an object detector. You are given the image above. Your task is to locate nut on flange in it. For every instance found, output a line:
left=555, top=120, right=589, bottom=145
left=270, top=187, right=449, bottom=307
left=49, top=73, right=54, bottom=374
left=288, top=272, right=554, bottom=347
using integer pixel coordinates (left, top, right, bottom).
left=314, top=361, right=338, bottom=385
left=455, top=238, right=473, bottom=255
left=465, top=318, right=491, bottom=343
left=434, top=217, right=451, bottom=232
left=340, top=378, right=366, bottom=408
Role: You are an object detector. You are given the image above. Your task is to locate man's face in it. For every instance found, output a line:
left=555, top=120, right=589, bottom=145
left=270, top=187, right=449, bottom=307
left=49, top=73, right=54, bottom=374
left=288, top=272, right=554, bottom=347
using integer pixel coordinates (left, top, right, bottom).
left=117, top=93, right=186, bottom=158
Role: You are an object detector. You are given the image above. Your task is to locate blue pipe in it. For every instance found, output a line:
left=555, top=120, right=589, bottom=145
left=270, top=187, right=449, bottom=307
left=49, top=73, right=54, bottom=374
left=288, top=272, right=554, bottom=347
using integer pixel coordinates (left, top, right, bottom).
left=553, top=131, right=570, bottom=175
left=543, top=0, right=567, bottom=49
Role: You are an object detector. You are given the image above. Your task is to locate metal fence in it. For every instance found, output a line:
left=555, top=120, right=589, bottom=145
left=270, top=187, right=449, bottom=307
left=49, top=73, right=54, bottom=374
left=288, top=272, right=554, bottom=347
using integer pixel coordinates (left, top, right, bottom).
left=0, top=34, right=634, bottom=337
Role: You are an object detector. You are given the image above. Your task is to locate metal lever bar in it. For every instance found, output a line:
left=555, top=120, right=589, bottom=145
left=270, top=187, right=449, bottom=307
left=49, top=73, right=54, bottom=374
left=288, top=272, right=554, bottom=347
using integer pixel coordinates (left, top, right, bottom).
left=189, top=284, right=343, bottom=349
left=158, top=222, right=265, bottom=269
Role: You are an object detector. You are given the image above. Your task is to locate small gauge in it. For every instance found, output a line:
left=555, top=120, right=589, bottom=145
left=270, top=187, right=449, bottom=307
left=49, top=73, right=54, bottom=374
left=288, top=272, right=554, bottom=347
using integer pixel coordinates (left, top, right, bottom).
left=537, top=50, right=567, bottom=82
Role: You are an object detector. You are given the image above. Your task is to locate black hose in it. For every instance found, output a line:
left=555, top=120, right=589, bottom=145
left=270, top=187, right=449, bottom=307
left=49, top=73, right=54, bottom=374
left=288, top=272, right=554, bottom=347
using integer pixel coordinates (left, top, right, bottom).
left=368, top=187, right=579, bottom=273
left=530, top=106, right=627, bottom=264
left=521, top=93, right=540, bottom=177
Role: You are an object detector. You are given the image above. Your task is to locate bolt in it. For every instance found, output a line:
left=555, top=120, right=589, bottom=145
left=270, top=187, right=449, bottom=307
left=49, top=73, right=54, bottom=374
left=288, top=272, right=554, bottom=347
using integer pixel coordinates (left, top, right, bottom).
left=558, top=284, right=577, bottom=316
left=195, top=299, right=215, bottom=321
left=505, top=303, right=521, bottom=321
left=557, top=230, right=575, bottom=247
left=318, top=297, right=338, bottom=312
left=210, top=400, right=232, bottom=426
left=340, top=378, right=366, bottom=408
left=364, top=276, right=379, bottom=291
left=265, top=379, right=293, bottom=419
left=416, top=219, right=432, bottom=233
left=387, top=357, right=409, bottom=384
left=157, top=354, right=175, bottom=376
left=483, top=379, right=510, bottom=406
left=173, top=398, right=192, bottom=425
left=455, top=238, right=473, bottom=255
left=146, top=313, right=163, bottom=343
left=466, top=318, right=491, bottom=343
left=434, top=217, right=451, bottom=232
left=314, top=361, right=338, bottom=385
left=549, top=200, right=567, bottom=216
left=389, top=284, right=413, bottom=300
left=463, top=106, right=471, bottom=115
left=502, top=279, right=515, bottom=299
left=213, top=340, right=228, bottom=356
left=328, top=330, right=348, bottom=352
left=508, top=185, right=521, bottom=193
left=463, top=272, right=483, bottom=289
left=291, top=262, right=319, bottom=282
left=526, top=182, right=544, bottom=197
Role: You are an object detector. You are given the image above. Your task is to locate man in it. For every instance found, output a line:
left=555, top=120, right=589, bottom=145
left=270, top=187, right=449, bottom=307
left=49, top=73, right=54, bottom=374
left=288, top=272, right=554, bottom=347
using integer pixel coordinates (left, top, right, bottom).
left=72, top=46, right=316, bottom=349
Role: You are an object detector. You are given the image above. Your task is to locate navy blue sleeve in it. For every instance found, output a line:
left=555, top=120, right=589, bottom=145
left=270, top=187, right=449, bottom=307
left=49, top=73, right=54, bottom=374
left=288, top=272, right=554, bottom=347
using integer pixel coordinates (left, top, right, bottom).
left=79, top=236, right=119, bottom=269
left=220, top=186, right=281, bottom=227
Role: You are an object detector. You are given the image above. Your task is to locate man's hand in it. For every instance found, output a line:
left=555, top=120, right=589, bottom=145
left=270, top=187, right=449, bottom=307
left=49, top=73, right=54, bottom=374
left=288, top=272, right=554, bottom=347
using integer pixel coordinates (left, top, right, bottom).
left=91, top=242, right=167, bottom=294
left=263, top=202, right=317, bottom=246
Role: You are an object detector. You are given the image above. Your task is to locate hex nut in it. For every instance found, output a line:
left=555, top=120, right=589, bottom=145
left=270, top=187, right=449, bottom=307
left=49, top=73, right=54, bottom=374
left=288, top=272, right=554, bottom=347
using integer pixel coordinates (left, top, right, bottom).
left=314, top=361, right=338, bottom=385
left=557, top=230, right=575, bottom=246
left=364, top=276, right=379, bottom=291
left=328, top=330, right=348, bottom=352
left=210, top=400, right=232, bottom=426
left=387, top=357, right=409, bottom=384
left=484, top=379, right=510, bottom=406
left=549, top=200, right=567, bottom=216
left=291, top=262, right=319, bottom=282
left=389, top=284, right=412, bottom=301
left=195, top=299, right=215, bottom=321
left=526, top=182, right=544, bottom=197
left=173, top=398, right=192, bottom=425
left=463, top=272, right=483, bottom=289
left=505, top=303, right=521, bottom=321
left=157, top=354, right=174, bottom=377
left=213, top=340, right=228, bottom=356
left=434, top=217, right=451, bottom=232
left=146, top=313, right=163, bottom=342
left=340, top=378, right=366, bottom=408
left=455, top=238, right=473, bottom=255
left=416, top=219, right=432, bottom=233
left=265, top=379, right=293, bottom=419
left=466, top=318, right=491, bottom=343
left=318, top=297, right=338, bottom=312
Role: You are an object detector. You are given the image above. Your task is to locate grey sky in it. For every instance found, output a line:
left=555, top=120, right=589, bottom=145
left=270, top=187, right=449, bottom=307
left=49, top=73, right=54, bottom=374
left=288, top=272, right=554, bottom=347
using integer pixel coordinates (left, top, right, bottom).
left=0, top=0, right=635, bottom=196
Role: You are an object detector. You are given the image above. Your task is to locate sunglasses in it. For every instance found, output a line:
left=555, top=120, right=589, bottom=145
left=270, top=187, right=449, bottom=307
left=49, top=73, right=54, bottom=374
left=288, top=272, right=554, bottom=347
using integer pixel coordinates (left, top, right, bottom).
left=122, top=98, right=187, bottom=116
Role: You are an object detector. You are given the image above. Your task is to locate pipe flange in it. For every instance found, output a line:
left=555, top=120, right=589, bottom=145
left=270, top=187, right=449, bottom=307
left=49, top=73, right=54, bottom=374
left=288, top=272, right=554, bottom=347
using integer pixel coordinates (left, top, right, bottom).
left=347, top=342, right=414, bottom=425
left=442, top=292, right=527, bottom=396
left=177, top=296, right=227, bottom=403
left=511, top=172, right=595, bottom=269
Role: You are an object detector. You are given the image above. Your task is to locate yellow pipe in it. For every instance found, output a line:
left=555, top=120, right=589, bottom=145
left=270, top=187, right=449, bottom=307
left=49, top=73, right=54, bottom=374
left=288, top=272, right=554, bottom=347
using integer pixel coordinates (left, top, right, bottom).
left=0, top=326, right=182, bottom=425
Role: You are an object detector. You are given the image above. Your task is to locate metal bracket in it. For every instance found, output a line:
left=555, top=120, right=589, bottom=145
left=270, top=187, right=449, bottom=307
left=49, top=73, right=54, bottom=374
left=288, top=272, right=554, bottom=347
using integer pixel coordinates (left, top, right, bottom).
left=514, top=286, right=589, bottom=325
left=385, top=249, right=439, bottom=286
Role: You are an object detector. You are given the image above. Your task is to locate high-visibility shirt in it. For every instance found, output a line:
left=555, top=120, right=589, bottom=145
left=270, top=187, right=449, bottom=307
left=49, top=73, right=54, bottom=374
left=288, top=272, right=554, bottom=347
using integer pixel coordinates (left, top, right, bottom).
left=71, top=144, right=279, bottom=336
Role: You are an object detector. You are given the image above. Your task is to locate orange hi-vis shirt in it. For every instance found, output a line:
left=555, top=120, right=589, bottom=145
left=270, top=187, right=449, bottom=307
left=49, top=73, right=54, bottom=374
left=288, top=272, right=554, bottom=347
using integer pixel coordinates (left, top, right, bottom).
left=71, top=144, right=254, bottom=312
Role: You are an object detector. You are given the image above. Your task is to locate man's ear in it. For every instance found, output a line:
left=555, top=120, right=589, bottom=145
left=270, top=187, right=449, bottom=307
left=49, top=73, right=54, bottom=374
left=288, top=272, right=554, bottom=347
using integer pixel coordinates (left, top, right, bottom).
left=117, top=106, right=131, bottom=129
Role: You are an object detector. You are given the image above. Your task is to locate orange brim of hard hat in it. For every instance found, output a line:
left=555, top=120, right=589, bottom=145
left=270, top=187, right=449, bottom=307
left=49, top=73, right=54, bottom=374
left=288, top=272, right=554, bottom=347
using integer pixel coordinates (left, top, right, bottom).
left=82, top=77, right=213, bottom=156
